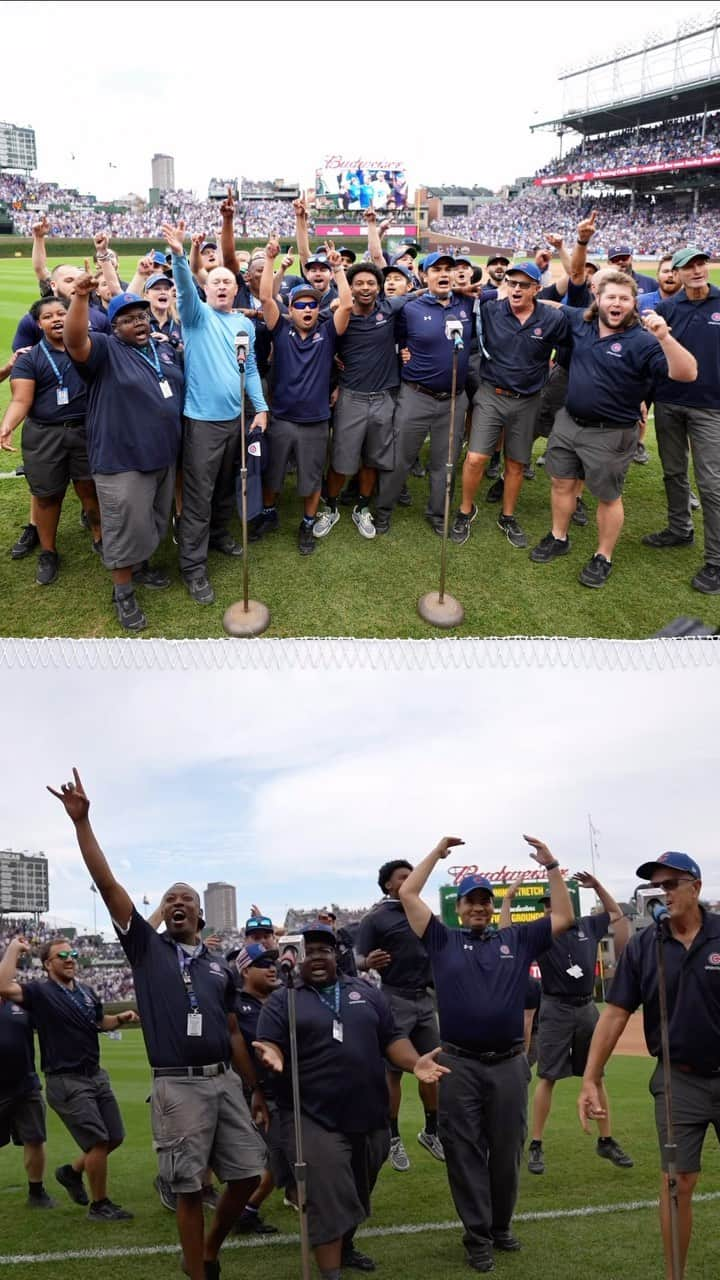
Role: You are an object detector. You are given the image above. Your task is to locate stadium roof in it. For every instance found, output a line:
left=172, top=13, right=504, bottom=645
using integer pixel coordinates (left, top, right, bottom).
left=532, top=76, right=720, bottom=137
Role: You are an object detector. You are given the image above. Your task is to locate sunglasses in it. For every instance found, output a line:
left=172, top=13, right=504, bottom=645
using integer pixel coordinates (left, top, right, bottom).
left=55, top=949, right=79, bottom=959
left=292, top=299, right=318, bottom=311
left=651, top=878, right=696, bottom=893
left=506, top=279, right=534, bottom=290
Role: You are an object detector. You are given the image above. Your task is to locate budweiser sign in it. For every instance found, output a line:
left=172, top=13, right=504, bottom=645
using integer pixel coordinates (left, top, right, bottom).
left=447, top=865, right=570, bottom=885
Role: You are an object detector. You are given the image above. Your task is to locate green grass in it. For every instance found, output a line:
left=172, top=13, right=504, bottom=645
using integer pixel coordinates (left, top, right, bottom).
left=1, top=257, right=718, bottom=640
left=0, top=1033, right=718, bottom=1278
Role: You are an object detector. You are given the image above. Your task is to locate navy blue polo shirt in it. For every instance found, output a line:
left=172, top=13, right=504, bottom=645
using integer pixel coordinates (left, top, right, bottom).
left=277, top=273, right=303, bottom=301
left=234, top=989, right=277, bottom=1100
left=337, top=297, right=408, bottom=392
left=12, top=306, right=109, bottom=353
left=562, top=308, right=668, bottom=425
left=72, top=332, right=183, bottom=474
left=607, top=908, right=720, bottom=1073
left=20, top=978, right=102, bottom=1075
left=355, top=898, right=432, bottom=990
left=655, top=286, right=720, bottom=408
left=398, top=293, right=472, bottom=393
left=422, top=914, right=554, bottom=1051
left=537, top=912, right=609, bottom=998
left=0, top=999, right=40, bottom=1094
left=256, top=976, right=401, bottom=1133
left=632, top=269, right=657, bottom=294
left=268, top=311, right=337, bottom=422
left=477, top=297, right=569, bottom=395
left=115, top=909, right=235, bottom=1069
left=11, top=343, right=87, bottom=424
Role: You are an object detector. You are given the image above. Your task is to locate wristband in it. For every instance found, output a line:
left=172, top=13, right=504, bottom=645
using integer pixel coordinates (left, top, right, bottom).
left=95, top=252, right=111, bottom=262
left=545, top=860, right=560, bottom=871
left=576, top=239, right=590, bottom=247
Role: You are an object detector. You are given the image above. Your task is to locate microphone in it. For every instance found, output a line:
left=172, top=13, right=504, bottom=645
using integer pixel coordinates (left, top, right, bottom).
left=234, top=331, right=250, bottom=366
left=648, top=897, right=670, bottom=926
left=445, top=317, right=465, bottom=350
left=277, top=933, right=305, bottom=972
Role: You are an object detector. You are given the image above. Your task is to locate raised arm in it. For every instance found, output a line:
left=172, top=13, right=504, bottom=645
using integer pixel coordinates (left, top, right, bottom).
left=523, top=835, right=574, bottom=934
left=574, top=871, right=624, bottom=925
left=31, top=216, right=51, bottom=285
left=641, top=312, right=698, bottom=382
left=46, top=768, right=134, bottom=928
left=365, top=209, right=386, bottom=269
left=325, top=242, right=352, bottom=335
left=293, top=198, right=311, bottom=267
left=64, top=267, right=99, bottom=363
left=570, top=210, right=596, bottom=285
left=163, top=222, right=204, bottom=330
left=499, top=881, right=521, bottom=929
left=94, top=233, right=122, bottom=297
left=398, top=836, right=466, bottom=937
left=0, top=937, right=30, bottom=1002
left=127, top=253, right=155, bottom=299
left=0, top=377, right=35, bottom=452
left=259, top=238, right=281, bottom=330
left=188, top=233, right=208, bottom=286
left=219, top=187, right=240, bottom=277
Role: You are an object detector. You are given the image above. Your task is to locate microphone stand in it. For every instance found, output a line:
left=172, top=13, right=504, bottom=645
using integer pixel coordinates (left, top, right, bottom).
left=418, top=337, right=465, bottom=628
left=222, top=350, right=271, bottom=637
left=284, top=965, right=312, bottom=1280
left=655, top=916, right=681, bottom=1280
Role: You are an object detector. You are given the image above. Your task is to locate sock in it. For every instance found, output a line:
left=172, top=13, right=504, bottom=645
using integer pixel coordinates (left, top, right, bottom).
left=326, top=496, right=338, bottom=511
left=598, top=1136, right=612, bottom=1146
left=262, top=505, right=276, bottom=516
left=423, top=1110, right=438, bottom=1136
left=91, top=1198, right=110, bottom=1208
left=320, top=1270, right=341, bottom=1279
left=390, top=1117, right=399, bottom=1139
left=357, top=497, right=373, bottom=510
left=303, top=514, right=315, bottom=526
left=28, top=1181, right=45, bottom=1198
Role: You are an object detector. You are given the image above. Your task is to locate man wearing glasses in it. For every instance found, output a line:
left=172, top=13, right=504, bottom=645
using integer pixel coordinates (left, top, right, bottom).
left=0, top=935, right=138, bottom=1220
left=579, top=852, right=720, bottom=1280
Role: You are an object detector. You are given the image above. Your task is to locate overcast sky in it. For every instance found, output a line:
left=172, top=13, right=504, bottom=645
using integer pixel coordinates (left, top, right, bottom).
left=2, top=2, right=719, bottom=200
left=1, top=639, right=718, bottom=935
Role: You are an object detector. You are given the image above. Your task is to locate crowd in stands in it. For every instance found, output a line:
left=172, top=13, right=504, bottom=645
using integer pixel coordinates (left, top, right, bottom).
left=0, top=918, right=136, bottom=1001
left=537, top=112, right=720, bottom=178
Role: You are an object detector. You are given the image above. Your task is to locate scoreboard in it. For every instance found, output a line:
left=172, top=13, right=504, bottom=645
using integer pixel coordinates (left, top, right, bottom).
left=0, top=850, right=49, bottom=913
left=0, top=122, right=37, bottom=171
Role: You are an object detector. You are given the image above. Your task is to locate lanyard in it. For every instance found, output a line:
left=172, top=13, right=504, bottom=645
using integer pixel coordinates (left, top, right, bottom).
left=473, top=298, right=491, bottom=360
left=176, top=944, right=204, bottom=1013
left=313, top=981, right=341, bottom=1020
left=40, top=340, right=67, bottom=388
left=131, top=342, right=164, bottom=381
left=58, top=981, right=98, bottom=1023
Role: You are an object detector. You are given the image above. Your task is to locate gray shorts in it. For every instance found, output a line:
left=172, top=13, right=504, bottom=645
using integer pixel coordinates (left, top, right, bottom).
left=649, top=1063, right=720, bottom=1173
left=383, top=989, right=439, bottom=1074
left=22, top=417, right=91, bottom=497
left=536, top=997, right=599, bottom=1080
left=278, top=1110, right=389, bottom=1247
left=264, top=1101, right=294, bottom=1191
left=265, top=418, right=329, bottom=497
left=545, top=407, right=639, bottom=502
left=469, top=380, right=542, bottom=465
left=45, top=1068, right=124, bottom=1153
left=465, top=352, right=482, bottom=403
left=534, top=363, right=568, bottom=440
left=0, top=1087, right=46, bottom=1147
left=93, top=467, right=175, bottom=569
left=331, top=389, right=396, bottom=474
left=151, top=1071, right=265, bottom=1194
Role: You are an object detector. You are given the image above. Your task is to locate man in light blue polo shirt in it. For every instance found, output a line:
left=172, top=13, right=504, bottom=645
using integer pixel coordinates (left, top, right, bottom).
left=163, top=221, right=268, bottom=605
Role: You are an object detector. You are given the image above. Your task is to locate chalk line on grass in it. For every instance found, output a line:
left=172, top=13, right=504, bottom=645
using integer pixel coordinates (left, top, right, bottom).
left=1, top=1192, right=719, bottom=1265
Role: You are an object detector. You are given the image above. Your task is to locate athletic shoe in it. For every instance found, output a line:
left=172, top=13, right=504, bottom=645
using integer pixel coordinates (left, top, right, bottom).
left=450, top=504, right=478, bottom=546
left=27, top=1189, right=56, bottom=1209
left=340, top=1247, right=376, bottom=1271
left=417, top=1130, right=445, bottom=1161
left=530, top=532, right=570, bottom=563
left=132, top=563, right=170, bottom=589
left=633, top=443, right=650, bottom=465
left=497, top=514, right=528, bottom=548
left=202, top=1184, right=220, bottom=1211
left=524, top=463, right=535, bottom=480
left=80, top=509, right=91, bottom=530
left=536, top=453, right=546, bottom=467
left=313, top=506, right=340, bottom=538
left=36, top=550, right=59, bottom=586
left=11, top=523, right=40, bottom=559
left=397, top=484, right=412, bottom=507
left=234, top=1210, right=279, bottom=1234
left=596, top=1138, right=633, bottom=1168
left=298, top=520, right=316, bottom=555
left=690, top=490, right=701, bottom=511
left=486, top=452, right=501, bottom=480
left=692, top=562, right=720, bottom=594
left=486, top=477, right=504, bottom=503
left=410, top=458, right=427, bottom=478
left=642, top=527, right=694, bottom=548
left=248, top=509, right=279, bottom=542
left=55, top=1163, right=89, bottom=1205
left=571, top=497, right=588, bottom=527
left=492, top=1231, right=521, bottom=1251
left=389, top=1136, right=410, bottom=1172
left=283, top=1194, right=299, bottom=1212
left=183, top=573, right=215, bottom=605
left=374, top=512, right=391, bottom=535
left=92, top=539, right=103, bottom=557
left=467, top=1251, right=495, bottom=1272
left=209, top=534, right=243, bottom=556
left=579, top=553, right=612, bottom=589
left=352, top=506, right=376, bottom=539
left=87, top=1199, right=133, bottom=1221
left=527, top=1141, right=545, bottom=1174
left=154, top=1174, right=177, bottom=1212
left=113, top=586, right=147, bottom=630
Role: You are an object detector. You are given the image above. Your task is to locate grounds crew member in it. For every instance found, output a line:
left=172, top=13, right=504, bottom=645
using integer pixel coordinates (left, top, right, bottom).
left=527, top=872, right=633, bottom=1176
left=316, top=908, right=358, bottom=977
left=399, top=834, right=574, bottom=1274
left=0, top=987, right=55, bottom=1209
left=244, top=914, right=277, bottom=946
left=0, top=935, right=138, bottom=1221
left=48, top=768, right=266, bottom=1280
left=606, top=244, right=656, bottom=294
left=355, top=859, right=443, bottom=1172
left=579, top=851, right=720, bottom=1280
left=254, top=922, right=448, bottom=1280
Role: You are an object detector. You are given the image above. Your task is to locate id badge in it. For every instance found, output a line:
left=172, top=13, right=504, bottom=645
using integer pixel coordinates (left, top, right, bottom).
left=56, top=387, right=69, bottom=407
left=566, top=964, right=584, bottom=980
left=187, top=1012, right=203, bottom=1036
left=159, top=379, right=173, bottom=399
left=332, top=1019, right=343, bottom=1043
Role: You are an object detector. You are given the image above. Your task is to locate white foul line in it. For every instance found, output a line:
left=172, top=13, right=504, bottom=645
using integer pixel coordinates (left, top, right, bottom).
left=0, top=1192, right=719, bottom=1266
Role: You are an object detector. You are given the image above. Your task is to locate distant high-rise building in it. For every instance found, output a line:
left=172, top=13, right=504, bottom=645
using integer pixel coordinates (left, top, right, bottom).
left=204, top=882, right=237, bottom=932
left=151, top=153, right=175, bottom=192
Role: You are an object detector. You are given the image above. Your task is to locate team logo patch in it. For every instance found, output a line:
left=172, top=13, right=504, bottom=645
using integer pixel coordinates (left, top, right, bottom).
left=349, top=990, right=362, bottom=1001
left=459, top=310, right=468, bottom=319
left=248, top=441, right=261, bottom=457
left=611, top=342, right=622, bottom=352
left=210, top=962, right=223, bottom=973
left=375, top=315, right=386, bottom=325
left=534, top=327, right=543, bottom=336
left=311, top=332, right=323, bottom=342
left=708, top=953, right=720, bottom=965
left=500, top=945, right=510, bottom=955
left=712, top=313, right=720, bottom=322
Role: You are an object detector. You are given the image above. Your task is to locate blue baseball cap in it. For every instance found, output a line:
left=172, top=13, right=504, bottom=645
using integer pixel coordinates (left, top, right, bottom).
left=607, top=245, right=633, bottom=260
left=453, top=255, right=474, bottom=267
left=506, top=262, right=542, bottom=284
left=305, top=254, right=331, bottom=269
left=289, top=283, right=321, bottom=304
left=423, top=252, right=455, bottom=270
left=200, top=240, right=218, bottom=253
left=636, top=851, right=702, bottom=881
left=383, top=262, right=412, bottom=281
left=457, top=874, right=495, bottom=900
left=106, top=292, right=149, bottom=324
left=301, top=923, right=338, bottom=944
left=150, top=250, right=169, bottom=266
left=245, top=916, right=274, bottom=935
left=337, top=245, right=356, bottom=263
left=145, top=272, right=172, bottom=291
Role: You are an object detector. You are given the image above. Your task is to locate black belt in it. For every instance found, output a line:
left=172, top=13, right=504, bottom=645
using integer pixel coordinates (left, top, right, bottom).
left=30, top=418, right=85, bottom=430
left=670, top=1062, right=720, bottom=1078
left=442, top=1042, right=524, bottom=1064
left=405, top=381, right=452, bottom=401
left=481, top=380, right=531, bottom=400
left=152, top=1062, right=230, bottom=1079
left=46, top=1065, right=99, bottom=1078
left=383, top=985, right=430, bottom=999
left=341, top=388, right=393, bottom=399
left=568, top=412, right=635, bottom=431
left=544, top=993, right=595, bottom=1006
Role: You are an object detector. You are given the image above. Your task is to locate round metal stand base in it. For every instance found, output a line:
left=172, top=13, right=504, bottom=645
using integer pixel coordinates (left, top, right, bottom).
left=222, top=599, right=271, bottom=637
left=417, top=591, right=464, bottom=629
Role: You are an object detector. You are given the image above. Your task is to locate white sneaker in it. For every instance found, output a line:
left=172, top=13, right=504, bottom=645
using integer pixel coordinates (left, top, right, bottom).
left=283, top=1195, right=299, bottom=1212
left=389, top=1136, right=410, bottom=1172
left=313, top=506, right=340, bottom=538
left=352, top=505, right=376, bottom=539
left=417, top=1130, right=445, bottom=1161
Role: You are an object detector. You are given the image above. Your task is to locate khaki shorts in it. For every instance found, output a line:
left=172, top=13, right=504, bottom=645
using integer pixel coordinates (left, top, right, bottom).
left=151, top=1071, right=265, bottom=1193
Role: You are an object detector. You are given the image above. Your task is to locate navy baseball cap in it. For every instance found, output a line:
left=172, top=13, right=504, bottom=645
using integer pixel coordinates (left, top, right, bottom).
left=608, top=245, right=632, bottom=260
left=487, top=253, right=510, bottom=265
left=424, top=252, right=455, bottom=270
left=506, top=262, right=542, bottom=283
left=200, top=240, right=218, bottom=252
left=107, top=292, right=149, bottom=323
left=392, top=246, right=418, bottom=261
left=671, top=246, right=709, bottom=270
left=245, top=916, right=274, bottom=935
left=454, top=255, right=474, bottom=267
left=383, top=262, right=412, bottom=281
left=145, top=272, right=172, bottom=290
left=234, top=943, right=279, bottom=972
left=289, top=283, right=321, bottom=304
left=305, top=254, right=331, bottom=269
left=150, top=250, right=169, bottom=266
left=457, top=874, right=495, bottom=900
left=636, top=851, right=702, bottom=881
left=301, top=923, right=338, bottom=944
left=337, top=246, right=356, bottom=262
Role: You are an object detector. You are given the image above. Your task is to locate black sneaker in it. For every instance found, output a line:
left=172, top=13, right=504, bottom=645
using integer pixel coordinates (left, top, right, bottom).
left=467, top=1251, right=495, bottom=1273
left=132, top=562, right=170, bottom=589
left=527, top=1140, right=545, bottom=1174
left=486, top=477, right=504, bottom=503
left=36, top=550, right=59, bottom=585
left=692, top=562, right=720, bottom=594
left=597, top=1138, right=633, bottom=1168
left=56, top=1163, right=89, bottom=1205
left=88, top=1199, right=133, bottom=1221
left=450, top=505, right=478, bottom=546
left=112, top=586, right=147, bottom=630
left=397, top=484, right=412, bottom=507
left=234, top=1210, right=279, bottom=1235
left=209, top=534, right=243, bottom=557
left=530, top=532, right=569, bottom=563
left=11, top=523, right=40, bottom=559
left=248, top=508, right=279, bottom=542
left=154, top=1174, right=177, bottom=1212
left=298, top=520, right=316, bottom=555
left=410, top=457, right=427, bottom=478
left=524, top=463, right=535, bottom=480
left=579, top=553, right=612, bottom=589
left=183, top=573, right=215, bottom=605
left=92, top=538, right=103, bottom=557
left=486, top=452, right=501, bottom=480
left=633, top=443, right=650, bottom=465
left=497, top=514, right=528, bottom=548
left=341, top=1247, right=376, bottom=1271
left=642, top=527, right=694, bottom=548
left=571, top=497, right=588, bottom=527
left=492, top=1231, right=521, bottom=1251
left=27, top=1189, right=56, bottom=1209
left=374, top=513, right=391, bottom=535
